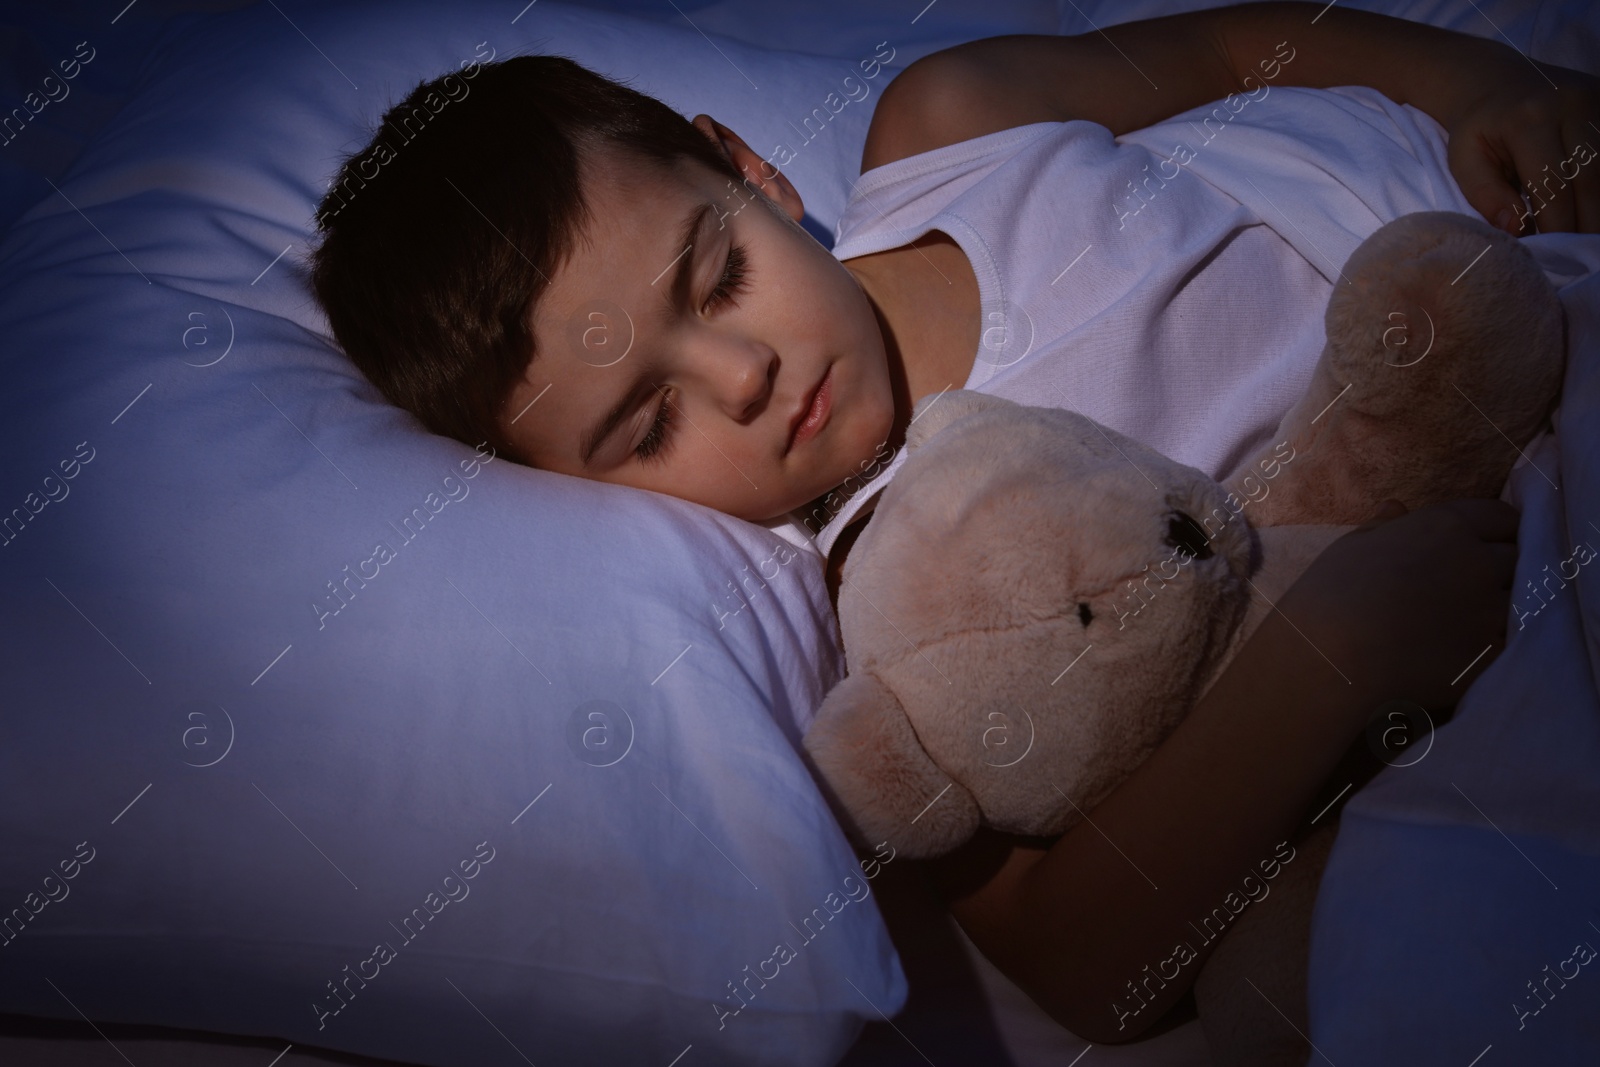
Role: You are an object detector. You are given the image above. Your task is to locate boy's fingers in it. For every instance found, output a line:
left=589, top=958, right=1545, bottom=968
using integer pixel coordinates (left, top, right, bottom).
left=1509, top=126, right=1580, bottom=234
left=1563, top=118, right=1600, bottom=234
left=1450, top=130, right=1530, bottom=235
left=1446, top=123, right=1542, bottom=235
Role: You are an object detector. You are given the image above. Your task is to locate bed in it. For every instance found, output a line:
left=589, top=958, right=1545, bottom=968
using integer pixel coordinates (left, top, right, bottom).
left=0, top=1, right=1596, bottom=1065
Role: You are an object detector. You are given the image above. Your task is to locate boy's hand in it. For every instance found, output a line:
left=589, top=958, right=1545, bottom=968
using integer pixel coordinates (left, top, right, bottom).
left=1445, top=58, right=1600, bottom=236
left=1283, top=498, right=1520, bottom=713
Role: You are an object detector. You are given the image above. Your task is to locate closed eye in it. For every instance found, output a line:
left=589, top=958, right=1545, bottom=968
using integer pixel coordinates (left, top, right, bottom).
left=635, top=386, right=675, bottom=463
left=705, top=243, right=749, bottom=312
left=635, top=244, right=748, bottom=464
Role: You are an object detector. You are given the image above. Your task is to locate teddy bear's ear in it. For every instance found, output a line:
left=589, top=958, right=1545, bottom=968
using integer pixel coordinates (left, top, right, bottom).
left=803, top=670, right=981, bottom=860
left=904, top=390, right=1018, bottom=454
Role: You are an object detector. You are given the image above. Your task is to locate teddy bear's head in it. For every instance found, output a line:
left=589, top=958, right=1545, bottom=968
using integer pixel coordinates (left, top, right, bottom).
left=804, top=390, right=1257, bottom=858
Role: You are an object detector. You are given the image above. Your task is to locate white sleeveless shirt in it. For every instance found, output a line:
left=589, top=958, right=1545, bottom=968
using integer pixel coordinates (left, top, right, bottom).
left=762, top=85, right=1480, bottom=558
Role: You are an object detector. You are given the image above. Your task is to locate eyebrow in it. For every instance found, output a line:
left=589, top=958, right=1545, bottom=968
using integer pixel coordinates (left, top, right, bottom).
left=578, top=201, right=713, bottom=467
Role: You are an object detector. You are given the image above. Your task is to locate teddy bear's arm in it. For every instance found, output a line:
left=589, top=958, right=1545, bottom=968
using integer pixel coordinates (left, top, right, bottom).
left=923, top=589, right=1377, bottom=1044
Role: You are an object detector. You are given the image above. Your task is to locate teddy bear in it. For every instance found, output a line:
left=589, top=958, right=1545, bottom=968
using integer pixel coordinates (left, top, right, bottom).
left=801, top=210, right=1565, bottom=1064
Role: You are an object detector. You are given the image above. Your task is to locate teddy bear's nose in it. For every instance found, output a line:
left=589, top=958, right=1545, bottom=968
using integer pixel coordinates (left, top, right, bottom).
left=1165, top=510, right=1213, bottom=560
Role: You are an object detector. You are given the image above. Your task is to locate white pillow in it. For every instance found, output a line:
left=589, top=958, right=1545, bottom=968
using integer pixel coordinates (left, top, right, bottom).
left=0, top=3, right=912, bottom=1064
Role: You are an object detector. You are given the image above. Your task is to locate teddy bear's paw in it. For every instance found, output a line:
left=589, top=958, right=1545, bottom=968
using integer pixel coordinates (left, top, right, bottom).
left=1310, top=211, right=1564, bottom=514
left=1323, top=212, right=1562, bottom=423
left=1326, top=213, right=1513, bottom=413
left=803, top=671, right=984, bottom=860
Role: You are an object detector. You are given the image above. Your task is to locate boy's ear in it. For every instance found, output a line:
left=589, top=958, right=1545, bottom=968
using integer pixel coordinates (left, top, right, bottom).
left=691, top=113, right=805, bottom=224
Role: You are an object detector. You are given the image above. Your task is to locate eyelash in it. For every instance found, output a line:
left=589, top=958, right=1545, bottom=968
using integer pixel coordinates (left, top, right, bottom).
left=636, top=387, right=674, bottom=463
left=634, top=244, right=750, bottom=464
left=706, top=243, right=749, bottom=311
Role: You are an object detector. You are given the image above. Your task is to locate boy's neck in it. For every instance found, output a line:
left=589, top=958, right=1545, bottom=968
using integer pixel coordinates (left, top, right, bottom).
left=846, top=230, right=982, bottom=461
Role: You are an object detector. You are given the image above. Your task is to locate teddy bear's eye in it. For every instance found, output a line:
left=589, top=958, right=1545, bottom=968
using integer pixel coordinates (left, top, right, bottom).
left=1166, top=510, right=1213, bottom=560
left=1077, top=602, right=1093, bottom=626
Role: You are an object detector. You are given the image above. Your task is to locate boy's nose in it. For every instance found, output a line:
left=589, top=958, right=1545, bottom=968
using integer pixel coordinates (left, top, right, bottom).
left=713, top=340, right=778, bottom=421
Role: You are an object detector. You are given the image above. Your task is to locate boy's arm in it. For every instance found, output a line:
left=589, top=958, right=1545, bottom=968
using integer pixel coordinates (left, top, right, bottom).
left=924, top=498, right=1519, bottom=1044
left=926, top=568, right=1371, bottom=1044
left=863, top=1, right=1599, bottom=233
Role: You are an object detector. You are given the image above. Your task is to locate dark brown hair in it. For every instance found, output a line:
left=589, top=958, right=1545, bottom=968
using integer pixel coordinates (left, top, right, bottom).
left=309, top=53, right=743, bottom=460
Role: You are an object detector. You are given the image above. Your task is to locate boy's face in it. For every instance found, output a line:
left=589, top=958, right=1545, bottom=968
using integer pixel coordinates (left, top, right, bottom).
left=499, top=117, right=895, bottom=523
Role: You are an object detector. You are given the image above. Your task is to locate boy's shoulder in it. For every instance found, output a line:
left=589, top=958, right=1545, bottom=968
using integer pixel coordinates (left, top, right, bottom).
left=860, top=41, right=1068, bottom=173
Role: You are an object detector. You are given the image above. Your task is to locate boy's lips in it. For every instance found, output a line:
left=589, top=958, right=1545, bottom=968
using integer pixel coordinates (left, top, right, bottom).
left=787, top=364, right=834, bottom=455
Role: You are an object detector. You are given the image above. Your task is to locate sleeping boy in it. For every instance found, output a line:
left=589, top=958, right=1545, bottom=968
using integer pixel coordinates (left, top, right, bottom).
left=309, top=1, right=1597, bottom=1043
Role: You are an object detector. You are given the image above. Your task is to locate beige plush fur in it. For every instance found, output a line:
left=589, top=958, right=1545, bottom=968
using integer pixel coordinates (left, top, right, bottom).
left=802, top=211, right=1564, bottom=1062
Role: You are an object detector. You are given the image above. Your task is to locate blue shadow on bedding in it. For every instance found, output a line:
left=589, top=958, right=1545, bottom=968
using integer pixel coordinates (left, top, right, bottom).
left=1310, top=815, right=1600, bottom=1062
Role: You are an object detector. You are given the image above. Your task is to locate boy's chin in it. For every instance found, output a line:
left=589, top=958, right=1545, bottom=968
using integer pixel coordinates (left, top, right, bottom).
left=758, top=493, right=821, bottom=525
